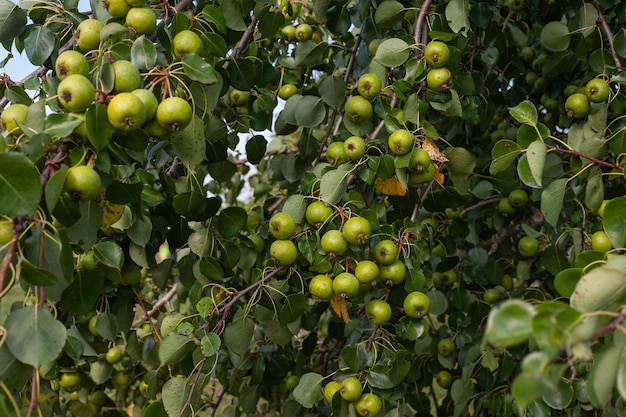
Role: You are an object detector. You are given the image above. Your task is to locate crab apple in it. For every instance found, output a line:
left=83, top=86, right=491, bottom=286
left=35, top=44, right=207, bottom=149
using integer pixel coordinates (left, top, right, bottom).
left=437, top=338, right=456, bottom=357
left=409, top=147, right=431, bottom=172
left=508, top=189, right=528, bottom=208
left=107, top=92, right=147, bottom=132
left=342, top=216, right=371, bottom=245
left=373, top=239, right=398, bottom=265
left=126, top=6, right=157, bottom=35
left=104, top=0, right=131, bottom=18
left=585, top=78, right=610, bottom=103
left=424, top=40, right=450, bottom=68
left=76, top=18, right=103, bottom=51
left=365, top=299, right=392, bottom=325
left=279, top=84, right=298, bottom=100
left=268, top=212, right=296, bottom=239
left=321, top=230, right=348, bottom=255
left=309, top=274, right=334, bottom=301
left=355, top=260, right=379, bottom=284
left=345, top=95, right=373, bottom=123
left=355, top=393, right=383, bottom=417
left=591, top=231, right=612, bottom=252
left=518, top=236, right=539, bottom=257
left=270, top=239, right=298, bottom=265
left=55, top=50, right=89, bottom=80
left=173, top=29, right=204, bottom=59
left=332, top=272, right=360, bottom=298
left=156, top=97, right=193, bottom=131
left=343, top=135, right=366, bottom=160
left=327, top=142, right=348, bottom=165
left=1, top=104, right=28, bottom=134
left=357, top=72, right=382, bottom=100
left=305, top=201, right=334, bottom=226
left=436, top=370, right=452, bottom=388
left=408, top=162, right=436, bottom=184
left=57, top=74, right=95, bottom=112
left=131, top=88, right=158, bottom=121
left=295, top=23, right=312, bottom=41
left=339, top=377, right=362, bottom=402
left=323, top=381, right=341, bottom=403
left=112, top=60, right=141, bottom=93
left=403, top=291, right=430, bottom=319
left=64, top=165, right=101, bottom=201
left=379, top=259, right=406, bottom=285
left=426, top=67, right=452, bottom=91
left=388, top=129, right=414, bottom=155
left=565, top=93, right=590, bottom=119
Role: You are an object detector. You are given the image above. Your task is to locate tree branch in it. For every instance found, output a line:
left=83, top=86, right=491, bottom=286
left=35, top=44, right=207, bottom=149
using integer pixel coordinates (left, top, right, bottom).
left=132, top=283, right=179, bottom=328
left=594, top=2, right=623, bottom=69
left=545, top=143, right=622, bottom=170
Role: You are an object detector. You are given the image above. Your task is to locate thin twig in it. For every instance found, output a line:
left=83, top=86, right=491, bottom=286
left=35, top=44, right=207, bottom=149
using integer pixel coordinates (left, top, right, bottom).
left=177, top=357, right=207, bottom=417
left=224, top=16, right=258, bottom=68
left=594, top=2, right=623, bottom=69
left=132, top=283, right=179, bottom=328
left=208, top=387, right=226, bottom=417
left=460, top=196, right=505, bottom=217
left=545, top=143, right=622, bottom=170
left=25, top=368, right=38, bottom=417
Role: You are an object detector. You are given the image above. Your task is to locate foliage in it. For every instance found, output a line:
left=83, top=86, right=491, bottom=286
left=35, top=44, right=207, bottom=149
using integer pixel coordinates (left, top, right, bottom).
left=0, top=0, right=625, bottom=416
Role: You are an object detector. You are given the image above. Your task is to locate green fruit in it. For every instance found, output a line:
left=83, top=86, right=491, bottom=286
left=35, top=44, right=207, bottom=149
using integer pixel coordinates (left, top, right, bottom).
left=591, top=230, right=612, bottom=252
left=502, top=274, right=514, bottom=291
left=565, top=93, right=590, bottom=119
left=160, top=312, right=184, bottom=337
left=388, top=129, right=414, bottom=155
left=59, top=372, right=81, bottom=389
left=229, top=89, right=250, bottom=106
left=518, top=236, right=539, bottom=257
left=279, top=84, right=298, bottom=99
left=55, top=50, right=89, bottom=80
left=355, top=260, right=379, bottom=284
left=505, top=0, right=524, bottom=12
left=248, top=234, right=265, bottom=253
left=107, top=92, right=147, bottom=131
left=424, top=40, right=450, bottom=68
left=88, top=390, right=107, bottom=406
left=295, top=23, right=312, bottom=41
left=327, top=142, right=348, bottom=165
left=357, top=72, right=382, bottom=100
left=104, top=0, right=131, bottom=18
left=508, top=189, right=528, bottom=208
left=269, top=212, right=296, bottom=239
left=120, top=262, right=142, bottom=285
left=281, top=25, right=296, bottom=41
left=585, top=78, right=610, bottom=103
left=76, top=19, right=103, bottom=51
left=342, top=216, right=371, bottom=245
left=64, top=165, right=101, bottom=201
left=365, top=299, right=392, bottom=325
left=368, top=38, right=383, bottom=56
left=409, top=148, right=431, bottom=172
left=112, top=60, right=141, bottom=93
left=142, top=118, right=171, bottom=139
left=403, top=291, right=430, bottom=318
left=339, top=376, right=362, bottom=402
left=435, top=370, right=452, bottom=388
left=525, top=71, right=538, bottom=86
left=497, top=198, right=516, bottom=215
left=173, top=29, right=204, bottom=59
left=345, top=96, right=373, bottom=124
left=437, top=338, right=455, bottom=357
left=323, top=381, right=341, bottom=403
left=1, top=104, right=28, bottom=134
left=379, top=259, right=406, bottom=285
left=483, top=288, right=500, bottom=304
left=321, top=230, right=348, bottom=255
left=80, top=250, right=96, bottom=270
left=441, top=269, right=458, bottom=286
left=285, top=374, right=300, bottom=391
left=112, top=371, right=130, bottom=386
left=88, top=314, right=100, bottom=336
left=426, top=67, right=452, bottom=91
left=343, top=135, right=366, bottom=160
left=355, top=392, right=383, bottom=417
left=57, top=74, right=95, bottom=112
left=131, top=88, right=158, bottom=121
left=373, top=239, right=398, bottom=265
left=445, top=207, right=461, bottom=219
left=126, top=6, right=157, bottom=35
left=0, top=221, right=13, bottom=245
left=408, top=162, right=436, bottom=184
left=270, top=239, right=298, bottom=265
left=105, top=346, right=123, bottom=363
left=309, top=274, right=334, bottom=301
left=521, top=46, right=535, bottom=61
left=156, top=97, right=193, bottom=131
left=306, top=201, right=334, bottom=226
left=332, top=272, right=360, bottom=298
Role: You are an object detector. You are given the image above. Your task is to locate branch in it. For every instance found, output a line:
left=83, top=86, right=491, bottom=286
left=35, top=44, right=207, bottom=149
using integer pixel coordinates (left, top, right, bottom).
left=591, top=313, right=626, bottom=341
left=0, top=220, right=21, bottom=310
left=545, top=143, right=622, bottom=170
left=486, top=209, right=543, bottom=255
left=460, top=196, right=505, bottom=217
left=177, top=358, right=207, bottom=417
left=132, top=283, right=179, bottom=328
left=208, top=387, right=226, bottom=417
left=594, top=2, right=623, bottom=69
left=224, top=16, right=258, bottom=68
left=25, top=368, right=38, bottom=417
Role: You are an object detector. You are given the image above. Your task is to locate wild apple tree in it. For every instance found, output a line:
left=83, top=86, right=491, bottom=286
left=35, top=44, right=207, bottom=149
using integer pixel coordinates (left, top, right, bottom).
left=0, top=0, right=625, bottom=416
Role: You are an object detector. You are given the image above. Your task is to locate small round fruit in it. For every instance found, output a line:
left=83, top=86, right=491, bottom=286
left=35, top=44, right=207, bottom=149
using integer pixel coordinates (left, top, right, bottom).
left=379, top=259, right=406, bottom=284
left=403, top=291, right=430, bottom=319
left=156, top=97, right=193, bottom=131
left=306, top=201, right=334, bottom=226
left=321, top=230, right=348, bottom=255
left=59, top=372, right=81, bottom=388
left=357, top=73, right=382, bottom=100
left=107, top=92, right=147, bottom=131
left=229, top=89, right=250, bottom=107
left=112, top=371, right=130, bottom=386
left=368, top=38, right=383, bottom=56
left=88, top=314, right=100, bottom=336
left=104, top=0, right=131, bottom=17
left=279, top=84, right=298, bottom=100
left=497, top=198, right=516, bottom=215
left=0, top=221, right=13, bottom=245
left=585, top=78, right=610, bottom=103
left=520, top=46, right=535, bottom=61
left=131, top=88, right=158, bottom=121
left=365, top=299, right=392, bottom=325
left=105, top=346, right=123, bottom=364
left=424, top=40, right=450, bottom=68
left=269, top=212, right=296, bottom=239
left=143, top=118, right=171, bottom=139
left=339, top=377, right=362, bottom=402
left=64, top=165, right=101, bottom=201
left=508, top=189, right=528, bottom=208
left=435, top=370, right=452, bottom=388
left=437, top=338, right=456, bottom=357
left=88, top=390, right=107, bottom=407
left=112, top=60, right=141, bottom=93
left=441, top=269, right=458, bottom=286
left=408, top=162, right=436, bottom=184
left=285, top=374, right=300, bottom=391
left=565, top=93, right=590, bottom=119
left=55, top=50, right=89, bottom=80
left=120, top=262, right=142, bottom=285
left=518, top=236, right=539, bottom=257
left=323, top=381, right=341, bottom=403
left=270, top=239, right=298, bottom=265
left=409, top=148, right=431, bottom=172
left=160, top=312, right=184, bottom=337
left=295, top=23, right=312, bottom=41
left=501, top=274, right=514, bottom=291
left=76, top=19, right=103, bottom=51
left=309, top=274, right=334, bottom=301
left=342, top=216, right=371, bottom=245
left=343, top=135, right=366, bottom=160
left=281, top=25, right=296, bottom=41
left=426, top=67, right=452, bottom=91
left=327, top=142, right=348, bottom=165
left=388, top=129, right=414, bottom=155
left=1, top=104, right=28, bottom=134
left=373, top=239, right=398, bottom=265
left=57, top=74, right=95, bottom=112
left=173, top=29, right=204, bottom=59
left=126, top=6, right=157, bottom=35
left=355, top=260, right=379, bottom=284
left=332, top=272, right=360, bottom=298
left=445, top=207, right=461, bottom=219
left=591, top=230, right=612, bottom=252
left=345, top=95, right=373, bottom=124
left=355, top=392, right=383, bottom=417
left=483, top=288, right=500, bottom=304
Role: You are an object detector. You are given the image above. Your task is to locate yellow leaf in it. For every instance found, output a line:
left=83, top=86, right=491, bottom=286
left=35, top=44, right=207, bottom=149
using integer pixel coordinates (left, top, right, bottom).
left=374, top=176, right=407, bottom=196
left=434, top=164, right=445, bottom=186
left=422, top=137, right=448, bottom=163
left=330, top=294, right=351, bottom=323
left=98, top=188, right=125, bottom=229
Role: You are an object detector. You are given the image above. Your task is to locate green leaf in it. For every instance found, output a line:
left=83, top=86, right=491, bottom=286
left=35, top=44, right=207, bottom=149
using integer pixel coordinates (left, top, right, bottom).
left=23, top=24, right=55, bottom=66
left=526, top=140, right=546, bottom=187
left=293, top=372, right=323, bottom=408
left=318, top=76, right=346, bottom=108
left=159, top=334, right=196, bottom=365
left=0, top=0, right=26, bottom=42
left=588, top=345, right=621, bottom=408
left=131, top=35, right=157, bottom=71
left=170, top=116, right=205, bottom=167
left=554, top=268, right=583, bottom=298
left=246, top=135, right=267, bottom=164
left=490, top=140, right=521, bottom=175
left=294, top=96, right=327, bottom=128
left=161, top=377, right=197, bottom=417
left=540, top=178, right=567, bottom=227
left=509, top=100, right=538, bottom=126
left=484, top=299, right=535, bottom=348
left=201, top=333, right=221, bottom=357
left=320, top=165, right=350, bottom=204
left=541, top=21, right=570, bottom=52
left=444, top=147, right=475, bottom=176
left=0, top=152, right=43, bottom=217
left=0, top=344, right=31, bottom=390
left=44, top=113, right=84, bottom=137
left=375, top=38, right=410, bottom=67
left=280, top=293, right=306, bottom=323
left=60, top=268, right=105, bottom=316
left=95, top=311, right=118, bottom=341
left=92, top=241, right=124, bottom=270
left=4, top=305, right=67, bottom=368
left=368, top=365, right=397, bottom=389
left=602, top=197, right=626, bottom=248
left=542, top=379, right=573, bottom=410
left=20, top=258, right=58, bottom=286
left=144, top=402, right=168, bottom=417
left=374, top=0, right=405, bottom=28
left=445, top=0, right=469, bottom=35
left=281, top=194, right=306, bottom=224
left=217, top=206, right=247, bottom=238
left=226, top=58, right=256, bottom=91
left=182, top=54, right=218, bottom=84
left=223, top=312, right=254, bottom=357
left=86, top=104, right=114, bottom=151
left=570, top=265, right=626, bottom=313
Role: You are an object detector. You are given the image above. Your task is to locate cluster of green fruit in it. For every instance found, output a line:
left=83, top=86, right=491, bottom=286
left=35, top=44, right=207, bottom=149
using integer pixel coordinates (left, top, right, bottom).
left=323, top=377, right=382, bottom=417
left=564, top=77, right=611, bottom=119
left=424, top=41, right=452, bottom=91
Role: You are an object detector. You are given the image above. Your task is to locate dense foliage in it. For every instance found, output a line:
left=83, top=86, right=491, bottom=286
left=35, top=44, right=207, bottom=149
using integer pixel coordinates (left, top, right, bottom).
left=0, top=0, right=625, bottom=416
